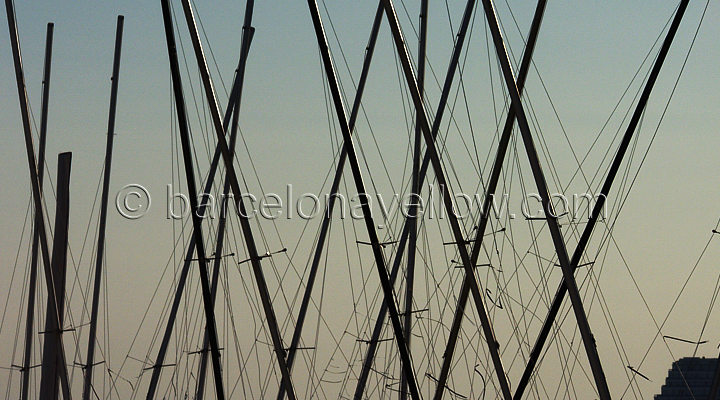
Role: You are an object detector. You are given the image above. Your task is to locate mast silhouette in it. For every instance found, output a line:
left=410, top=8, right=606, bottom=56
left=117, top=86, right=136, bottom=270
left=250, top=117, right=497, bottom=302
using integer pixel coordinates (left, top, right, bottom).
left=82, top=15, right=124, bottom=400
left=5, top=1, right=71, bottom=397
left=20, top=21, right=53, bottom=400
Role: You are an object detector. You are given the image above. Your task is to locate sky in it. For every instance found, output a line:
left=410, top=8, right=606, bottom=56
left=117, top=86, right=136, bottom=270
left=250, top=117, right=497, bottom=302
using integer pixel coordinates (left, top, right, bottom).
left=1, top=0, right=720, bottom=398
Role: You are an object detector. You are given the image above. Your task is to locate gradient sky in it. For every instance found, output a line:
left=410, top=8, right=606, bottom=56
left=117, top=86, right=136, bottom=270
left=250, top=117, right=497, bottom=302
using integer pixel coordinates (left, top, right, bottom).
left=1, top=1, right=719, bottom=398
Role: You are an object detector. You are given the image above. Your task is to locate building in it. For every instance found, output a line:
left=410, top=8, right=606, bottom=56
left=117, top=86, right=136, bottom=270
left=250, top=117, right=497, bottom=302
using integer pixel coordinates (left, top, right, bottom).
left=656, top=357, right=720, bottom=399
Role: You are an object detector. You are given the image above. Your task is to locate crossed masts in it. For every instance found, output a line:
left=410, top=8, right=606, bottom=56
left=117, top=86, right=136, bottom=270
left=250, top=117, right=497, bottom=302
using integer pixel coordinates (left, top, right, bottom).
left=152, top=0, right=690, bottom=399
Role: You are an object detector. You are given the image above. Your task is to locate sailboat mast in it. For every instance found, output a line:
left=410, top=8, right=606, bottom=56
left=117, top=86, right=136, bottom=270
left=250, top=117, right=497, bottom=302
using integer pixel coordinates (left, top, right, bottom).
left=20, top=22, right=53, bottom=400
left=278, top=5, right=383, bottom=400
left=4, top=0, right=72, bottom=396
left=307, top=0, right=423, bottom=397
left=38, top=152, right=72, bottom=400
left=379, top=0, right=514, bottom=396
left=161, top=1, right=228, bottom=396
left=515, top=1, right=690, bottom=397
left=177, top=0, right=300, bottom=397
left=195, top=2, right=254, bottom=398
left=82, top=15, right=124, bottom=400
left=400, top=1, right=426, bottom=399
left=145, top=19, right=250, bottom=399
left=434, top=1, right=547, bottom=397
left=354, top=1, right=476, bottom=397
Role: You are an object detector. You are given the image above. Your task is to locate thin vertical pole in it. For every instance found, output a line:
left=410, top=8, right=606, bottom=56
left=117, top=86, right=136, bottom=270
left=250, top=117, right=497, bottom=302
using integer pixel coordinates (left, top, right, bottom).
left=514, top=1, right=689, bottom=397
left=478, top=0, right=610, bottom=397
left=196, top=2, right=254, bottom=397
left=379, top=0, right=513, bottom=397
left=82, top=15, right=124, bottom=400
left=39, top=152, right=72, bottom=400
left=306, top=0, right=422, bottom=398
left=160, top=1, right=226, bottom=398
left=177, top=0, right=298, bottom=397
left=20, top=21, right=53, bottom=400
left=433, top=2, right=547, bottom=398
left=278, top=5, right=383, bottom=400
left=400, top=1, right=426, bottom=399
left=4, top=1, right=71, bottom=397
left=354, top=1, right=476, bottom=397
